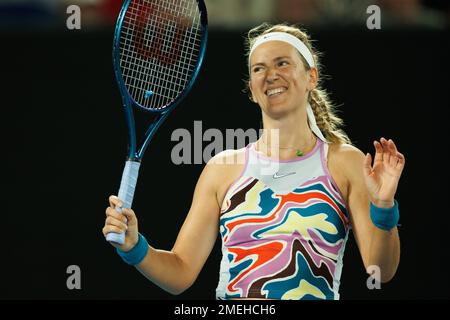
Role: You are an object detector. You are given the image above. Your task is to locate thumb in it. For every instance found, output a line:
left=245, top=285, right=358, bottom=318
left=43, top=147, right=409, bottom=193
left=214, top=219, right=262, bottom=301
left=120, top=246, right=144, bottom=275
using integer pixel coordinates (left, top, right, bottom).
left=363, top=153, right=372, bottom=177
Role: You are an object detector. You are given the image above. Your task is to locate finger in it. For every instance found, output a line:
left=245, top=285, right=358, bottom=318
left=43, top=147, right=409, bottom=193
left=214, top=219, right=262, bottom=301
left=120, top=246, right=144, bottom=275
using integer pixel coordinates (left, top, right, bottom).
left=121, top=208, right=137, bottom=225
left=393, top=150, right=405, bottom=166
left=380, top=138, right=391, bottom=164
left=387, top=139, right=398, bottom=164
left=374, top=141, right=384, bottom=163
left=102, top=225, right=126, bottom=237
left=395, top=152, right=406, bottom=170
left=105, top=206, right=127, bottom=223
left=106, top=216, right=128, bottom=230
left=363, top=153, right=373, bottom=177
left=384, top=139, right=397, bottom=167
left=109, top=195, right=123, bottom=209
left=388, top=139, right=398, bottom=154
left=389, top=152, right=399, bottom=167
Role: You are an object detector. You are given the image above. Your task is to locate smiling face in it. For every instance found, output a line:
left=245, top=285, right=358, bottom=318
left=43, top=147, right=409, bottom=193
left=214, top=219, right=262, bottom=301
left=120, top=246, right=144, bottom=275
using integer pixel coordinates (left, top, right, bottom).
left=249, top=41, right=317, bottom=119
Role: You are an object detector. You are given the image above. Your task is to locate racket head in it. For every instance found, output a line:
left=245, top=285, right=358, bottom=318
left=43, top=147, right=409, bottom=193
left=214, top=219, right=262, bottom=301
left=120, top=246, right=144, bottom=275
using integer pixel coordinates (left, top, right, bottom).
left=112, top=0, right=208, bottom=114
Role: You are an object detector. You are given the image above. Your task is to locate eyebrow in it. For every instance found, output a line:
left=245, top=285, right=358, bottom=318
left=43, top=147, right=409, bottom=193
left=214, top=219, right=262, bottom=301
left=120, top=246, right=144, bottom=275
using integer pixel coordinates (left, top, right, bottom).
left=250, top=56, right=291, bottom=69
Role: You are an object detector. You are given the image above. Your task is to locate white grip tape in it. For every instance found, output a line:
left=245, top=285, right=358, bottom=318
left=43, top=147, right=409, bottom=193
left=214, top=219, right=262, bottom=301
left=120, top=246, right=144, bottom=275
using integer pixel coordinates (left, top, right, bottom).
left=118, top=160, right=141, bottom=210
left=106, top=160, right=141, bottom=244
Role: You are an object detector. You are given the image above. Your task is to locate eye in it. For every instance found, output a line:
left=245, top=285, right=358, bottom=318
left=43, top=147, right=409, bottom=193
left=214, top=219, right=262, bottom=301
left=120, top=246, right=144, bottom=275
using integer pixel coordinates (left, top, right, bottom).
left=278, top=60, right=289, bottom=67
left=252, top=66, right=264, bottom=73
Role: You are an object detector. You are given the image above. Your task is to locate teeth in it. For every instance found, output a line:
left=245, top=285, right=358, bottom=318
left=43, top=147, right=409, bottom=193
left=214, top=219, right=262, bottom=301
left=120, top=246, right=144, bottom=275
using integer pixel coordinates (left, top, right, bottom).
left=267, top=87, right=286, bottom=96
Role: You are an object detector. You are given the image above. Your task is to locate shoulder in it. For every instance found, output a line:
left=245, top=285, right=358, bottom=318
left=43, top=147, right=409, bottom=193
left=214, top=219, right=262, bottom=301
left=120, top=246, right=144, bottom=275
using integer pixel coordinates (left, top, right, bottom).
left=204, top=147, right=247, bottom=184
left=200, top=147, right=248, bottom=205
left=329, top=143, right=365, bottom=163
left=199, top=148, right=247, bottom=199
left=328, top=143, right=366, bottom=182
left=207, top=147, right=248, bottom=167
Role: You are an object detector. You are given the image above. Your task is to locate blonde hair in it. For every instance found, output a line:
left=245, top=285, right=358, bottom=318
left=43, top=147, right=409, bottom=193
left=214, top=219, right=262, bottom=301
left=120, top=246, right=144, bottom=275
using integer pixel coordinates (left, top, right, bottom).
left=245, top=23, right=351, bottom=145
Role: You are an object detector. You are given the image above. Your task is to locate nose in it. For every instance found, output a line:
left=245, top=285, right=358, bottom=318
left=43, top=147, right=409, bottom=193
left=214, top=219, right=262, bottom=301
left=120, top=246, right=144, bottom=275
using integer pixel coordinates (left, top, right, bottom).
left=266, top=67, right=279, bottom=83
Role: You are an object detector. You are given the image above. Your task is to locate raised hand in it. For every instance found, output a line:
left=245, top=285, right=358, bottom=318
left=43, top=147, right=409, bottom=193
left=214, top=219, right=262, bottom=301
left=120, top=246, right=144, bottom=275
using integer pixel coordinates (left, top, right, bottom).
left=363, top=138, right=405, bottom=208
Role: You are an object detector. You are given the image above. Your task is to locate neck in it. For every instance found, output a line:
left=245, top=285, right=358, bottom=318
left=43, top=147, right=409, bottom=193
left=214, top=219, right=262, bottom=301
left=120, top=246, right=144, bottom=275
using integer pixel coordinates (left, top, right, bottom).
left=257, top=106, right=317, bottom=158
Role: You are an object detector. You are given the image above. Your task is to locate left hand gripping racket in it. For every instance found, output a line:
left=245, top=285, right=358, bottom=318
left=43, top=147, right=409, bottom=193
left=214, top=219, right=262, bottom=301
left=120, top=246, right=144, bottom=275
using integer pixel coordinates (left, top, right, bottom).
left=106, top=0, right=208, bottom=245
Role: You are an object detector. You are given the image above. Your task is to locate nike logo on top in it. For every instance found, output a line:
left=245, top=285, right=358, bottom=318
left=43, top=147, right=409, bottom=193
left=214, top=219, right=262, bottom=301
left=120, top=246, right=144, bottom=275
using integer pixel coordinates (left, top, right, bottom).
left=273, top=171, right=296, bottom=179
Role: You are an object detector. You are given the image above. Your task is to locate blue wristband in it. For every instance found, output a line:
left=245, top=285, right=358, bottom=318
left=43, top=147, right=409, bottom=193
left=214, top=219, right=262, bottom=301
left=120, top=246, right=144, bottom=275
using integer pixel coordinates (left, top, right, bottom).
left=370, top=200, right=400, bottom=231
left=116, top=233, right=149, bottom=266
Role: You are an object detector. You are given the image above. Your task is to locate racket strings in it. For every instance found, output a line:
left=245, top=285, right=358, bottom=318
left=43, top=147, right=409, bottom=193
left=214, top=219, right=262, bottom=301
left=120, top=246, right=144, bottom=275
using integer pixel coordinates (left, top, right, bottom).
left=119, top=0, right=203, bottom=110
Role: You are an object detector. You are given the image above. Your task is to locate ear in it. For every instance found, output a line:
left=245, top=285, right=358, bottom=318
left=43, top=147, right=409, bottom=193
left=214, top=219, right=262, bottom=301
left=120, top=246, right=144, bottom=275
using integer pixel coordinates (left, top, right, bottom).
left=307, top=67, right=318, bottom=91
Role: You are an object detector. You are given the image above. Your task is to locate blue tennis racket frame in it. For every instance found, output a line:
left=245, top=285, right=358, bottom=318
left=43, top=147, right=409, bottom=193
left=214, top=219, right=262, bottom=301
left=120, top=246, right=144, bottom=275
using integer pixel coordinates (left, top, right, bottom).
left=106, top=0, right=208, bottom=245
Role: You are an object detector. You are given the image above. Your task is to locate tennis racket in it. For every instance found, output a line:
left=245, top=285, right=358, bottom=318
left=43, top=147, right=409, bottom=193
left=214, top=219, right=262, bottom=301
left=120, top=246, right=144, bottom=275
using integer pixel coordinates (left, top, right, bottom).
left=106, top=0, right=208, bottom=245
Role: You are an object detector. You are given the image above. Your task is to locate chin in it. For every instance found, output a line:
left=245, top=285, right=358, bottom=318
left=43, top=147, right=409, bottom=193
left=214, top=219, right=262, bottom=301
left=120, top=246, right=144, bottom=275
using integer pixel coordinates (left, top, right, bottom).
left=264, top=103, right=295, bottom=119
left=265, top=109, right=291, bottom=120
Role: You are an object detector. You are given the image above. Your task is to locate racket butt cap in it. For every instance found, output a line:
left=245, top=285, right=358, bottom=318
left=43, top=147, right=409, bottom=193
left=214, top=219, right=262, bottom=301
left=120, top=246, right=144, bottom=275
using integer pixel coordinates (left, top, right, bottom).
left=106, top=232, right=125, bottom=245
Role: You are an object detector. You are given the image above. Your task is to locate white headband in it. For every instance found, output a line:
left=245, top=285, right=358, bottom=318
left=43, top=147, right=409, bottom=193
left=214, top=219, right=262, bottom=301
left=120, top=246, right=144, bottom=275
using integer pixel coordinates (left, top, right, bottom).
left=249, top=32, right=315, bottom=68
left=249, top=32, right=326, bottom=143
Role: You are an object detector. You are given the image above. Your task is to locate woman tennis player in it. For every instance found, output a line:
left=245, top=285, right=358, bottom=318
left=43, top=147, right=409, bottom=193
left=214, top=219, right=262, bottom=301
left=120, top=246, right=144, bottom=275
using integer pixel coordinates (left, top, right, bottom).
left=103, top=23, right=405, bottom=300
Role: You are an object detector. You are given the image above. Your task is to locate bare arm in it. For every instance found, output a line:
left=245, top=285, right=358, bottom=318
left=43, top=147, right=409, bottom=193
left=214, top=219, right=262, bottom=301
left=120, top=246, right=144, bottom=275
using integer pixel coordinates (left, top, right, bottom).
left=104, top=158, right=223, bottom=295
left=347, top=173, right=400, bottom=283
left=334, top=139, right=404, bottom=283
left=135, top=160, right=221, bottom=294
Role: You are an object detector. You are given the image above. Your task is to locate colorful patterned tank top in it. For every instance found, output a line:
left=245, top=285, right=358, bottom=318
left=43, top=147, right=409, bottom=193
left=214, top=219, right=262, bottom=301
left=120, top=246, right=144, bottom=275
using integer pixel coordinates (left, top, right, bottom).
left=216, top=139, right=350, bottom=300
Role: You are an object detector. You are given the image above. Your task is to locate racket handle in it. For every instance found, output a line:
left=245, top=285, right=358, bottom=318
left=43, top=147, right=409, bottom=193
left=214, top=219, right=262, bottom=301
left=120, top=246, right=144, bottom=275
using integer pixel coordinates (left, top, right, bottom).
left=106, top=160, right=141, bottom=245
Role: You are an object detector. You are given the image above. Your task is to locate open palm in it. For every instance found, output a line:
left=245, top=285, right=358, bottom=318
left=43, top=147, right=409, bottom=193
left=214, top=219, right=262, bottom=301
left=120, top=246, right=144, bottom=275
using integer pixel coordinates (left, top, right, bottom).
left=363, top=138, right=405, bottom=207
